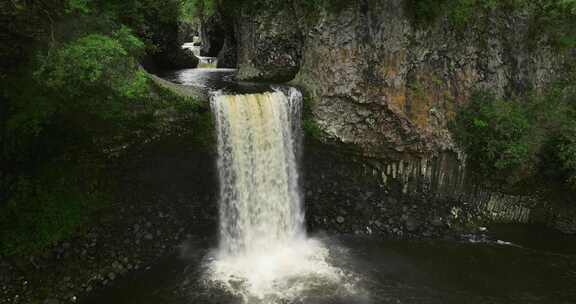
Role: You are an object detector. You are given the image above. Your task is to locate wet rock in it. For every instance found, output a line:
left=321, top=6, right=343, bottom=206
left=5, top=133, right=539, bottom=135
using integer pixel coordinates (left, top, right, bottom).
left=431, top=216, right=444, bottom=227
left=226, top=2, right=564, bottom=159
left=234, top=5, right=302, bottom=82
left=405, top=216, right=420, bottom=232
left=169, top=49, right=199, bottom=69
left=112, top=261, right=123, bottom=270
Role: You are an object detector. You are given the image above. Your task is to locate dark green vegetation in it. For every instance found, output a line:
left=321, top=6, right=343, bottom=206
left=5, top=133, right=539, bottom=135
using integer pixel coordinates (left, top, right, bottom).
left=182, top=0, right=217, bottom=19
left=453, top=79, right=576, bottom=193
left=300, top=91, right=325, bottom=141
left=0, top=0, right=205, bottom=256
left=407, top=0, right=576, bottom=48
left=193, top=0, right=352, bottom=19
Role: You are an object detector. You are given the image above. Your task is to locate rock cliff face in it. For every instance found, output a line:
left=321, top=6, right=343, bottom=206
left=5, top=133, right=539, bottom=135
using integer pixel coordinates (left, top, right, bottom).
left=230, top=0, right=567, bottom=158
left=233, top=3, right=302, bottom=82
left=219, top=0, right=574, bottom=232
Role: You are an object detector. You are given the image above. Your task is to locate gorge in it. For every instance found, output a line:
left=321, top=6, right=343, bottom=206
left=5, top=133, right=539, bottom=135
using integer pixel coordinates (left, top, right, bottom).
left=1, top=0, right=576, bottom=303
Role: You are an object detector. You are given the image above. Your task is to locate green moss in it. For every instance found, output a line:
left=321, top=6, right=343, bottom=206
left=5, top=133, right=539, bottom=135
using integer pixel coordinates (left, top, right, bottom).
left=299, top=91, right=326, bottom=140
left=302, top=119, right=324, bottom=140
left=189, top=112, right=216, bottom=147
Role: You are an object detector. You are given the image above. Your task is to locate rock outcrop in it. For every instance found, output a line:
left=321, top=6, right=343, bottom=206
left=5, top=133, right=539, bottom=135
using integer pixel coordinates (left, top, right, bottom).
left=231, top=0, right=567, bottom=158
left=200, top=12, right=226, bottom=57
left=233, top=2, right=302, bottom=82
left=222, top=0, right=574, bottom=233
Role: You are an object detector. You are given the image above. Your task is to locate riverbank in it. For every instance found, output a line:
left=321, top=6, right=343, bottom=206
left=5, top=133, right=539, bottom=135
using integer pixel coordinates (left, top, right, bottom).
left=2, top=133, right=576, bottom=303
left=0, top=135, right=218, bottom=304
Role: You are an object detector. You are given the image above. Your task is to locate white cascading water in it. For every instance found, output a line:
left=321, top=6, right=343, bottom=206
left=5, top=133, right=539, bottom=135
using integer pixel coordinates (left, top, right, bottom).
left=207, top=88, right=357, bottom=303
left=212, top=88, right=304, bottom=254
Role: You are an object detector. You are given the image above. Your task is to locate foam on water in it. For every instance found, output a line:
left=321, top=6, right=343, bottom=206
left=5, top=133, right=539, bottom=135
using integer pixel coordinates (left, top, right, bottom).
left=207, top=238, right=358, bottom=303
left=207, top=88, right=358, bottom=303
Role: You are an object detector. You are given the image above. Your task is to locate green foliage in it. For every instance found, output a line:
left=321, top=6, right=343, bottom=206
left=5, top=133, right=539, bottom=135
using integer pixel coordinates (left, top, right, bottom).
left=1, top=66, right=72, bottom=164
left=27, top=28, right=150, bottom=127
left=66, top=0, right=92, bottom=14
left=113, top=26, right=147, bottom=57
left=542, top=107, right=576, bottom=191
left=219, top=0, right=350, bottom=15
left=0, top=1, right=204, bottom=257
left=302, top=119, right=324, bottom=140
left=182, top=0, right=217, bottom=20
left=300, top=92, right=325, bottom=140
left=0, top=160, right=110, bottom=256
left=533, top=0, right=576, bottom=49
left=299, top=0, right=351, bottom=12
left=454, top=92, right=533, bottom=179
left=38, top=33, right=142, bottom=98
left=406, top=0, right=448, bottom=24
left=557, top=130, right=576, bottom=189
left=454, top=83, right=576, bottom=190
left=406, top=0, right=576, bottom=48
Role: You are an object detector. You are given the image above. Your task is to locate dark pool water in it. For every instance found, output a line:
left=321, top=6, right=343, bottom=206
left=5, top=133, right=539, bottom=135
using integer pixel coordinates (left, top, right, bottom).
left=81, top=225, right=576, bottom=304
left=83, top=69, right=576, bottom=304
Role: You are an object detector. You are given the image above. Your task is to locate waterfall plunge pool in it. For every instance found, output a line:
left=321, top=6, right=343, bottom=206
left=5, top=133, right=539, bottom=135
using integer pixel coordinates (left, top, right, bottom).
left=82, top=68, right=576, bottom=304
left=81, top=229, right=576, bottom=304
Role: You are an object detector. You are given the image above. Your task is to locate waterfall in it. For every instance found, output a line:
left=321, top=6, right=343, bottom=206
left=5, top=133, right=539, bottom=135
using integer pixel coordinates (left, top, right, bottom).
left=211, top=88, right=304, bottom=255
left=207, top=88, right=357, bottom=303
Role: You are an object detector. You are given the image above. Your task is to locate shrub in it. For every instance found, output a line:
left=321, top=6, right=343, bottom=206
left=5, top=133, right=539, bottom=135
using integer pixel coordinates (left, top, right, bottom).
left=37, top=30, right=145, bottom=98
left=550, top=121, right=576, bottom=190
left=454, top=82, right=576, bottom=191
left=454, top=92, right=533, bottom=181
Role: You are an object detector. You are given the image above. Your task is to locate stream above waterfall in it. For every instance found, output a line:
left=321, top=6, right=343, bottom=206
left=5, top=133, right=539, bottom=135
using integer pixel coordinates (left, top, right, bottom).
left=158, top=68, right=278, bottom=94
left=80, top=68, right=576, bottom=304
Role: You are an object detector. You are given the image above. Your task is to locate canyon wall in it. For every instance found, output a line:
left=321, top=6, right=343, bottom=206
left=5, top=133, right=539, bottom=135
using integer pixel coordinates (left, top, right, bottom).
left=219, top=0, right=574, bottom=233
left=232, top=0, right=567, bottom=157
